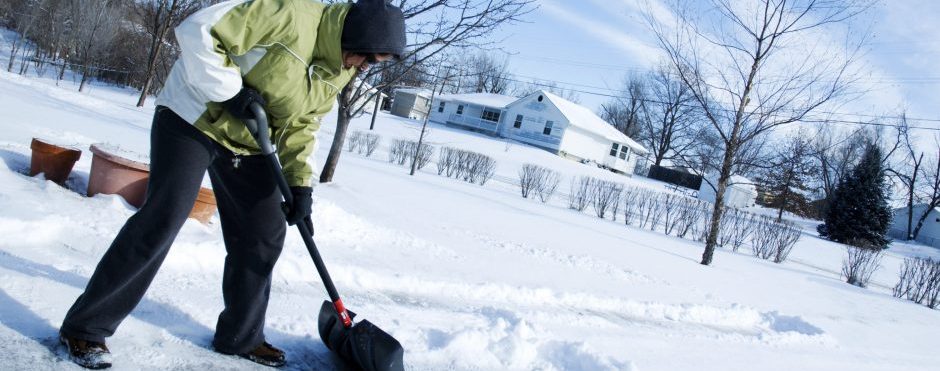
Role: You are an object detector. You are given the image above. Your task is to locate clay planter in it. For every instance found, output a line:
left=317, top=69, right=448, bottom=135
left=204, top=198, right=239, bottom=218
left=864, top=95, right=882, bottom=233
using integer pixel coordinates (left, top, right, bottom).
left=29, top=138, right=82, bottom=185
left=87, top=144, right=216, bottom=223
left=190, top=187, right=218, bottom=224
left=87, top=144, right=150, bottom=208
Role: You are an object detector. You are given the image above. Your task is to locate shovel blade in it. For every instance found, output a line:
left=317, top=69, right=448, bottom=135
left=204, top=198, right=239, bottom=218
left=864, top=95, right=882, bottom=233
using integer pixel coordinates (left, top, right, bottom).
left=318, top=300, right=404, bottom=371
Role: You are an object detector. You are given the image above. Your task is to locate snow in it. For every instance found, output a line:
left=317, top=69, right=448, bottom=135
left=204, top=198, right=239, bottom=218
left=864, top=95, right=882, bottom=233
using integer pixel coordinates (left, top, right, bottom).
left=395, top=88, right=433, bottom=99
left=1, top=38, right=940, bottom=371
left=435, top=92, right=519, bottom=108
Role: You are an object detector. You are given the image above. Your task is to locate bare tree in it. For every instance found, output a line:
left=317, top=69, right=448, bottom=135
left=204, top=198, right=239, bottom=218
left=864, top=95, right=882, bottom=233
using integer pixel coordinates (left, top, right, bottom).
left=638, top=64, right=701, bottom=166
left=601, top=73, right=647, bottom=139
left=886, top=114, right=926, bottom=240
left=319, top=0, right=536, bottom=183
left=6, top=0, right=44, bottom=72
left=812, top=125, right=867, bottom=212
left=911, top=143, right=940, bottom=240
left=647, top=0, right=870, bottom=265
left=133, top=0, right=204, bottom=107
left=70, top=0, right=120, bottom=92
left=467, top=51, right=511, bottom=94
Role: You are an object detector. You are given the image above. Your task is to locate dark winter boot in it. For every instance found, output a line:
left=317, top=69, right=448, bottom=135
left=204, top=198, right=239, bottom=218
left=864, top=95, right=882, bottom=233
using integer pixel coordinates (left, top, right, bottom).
left=220, top=342, right=286, bottom=368
left=60, top=334, right=112, bottom=369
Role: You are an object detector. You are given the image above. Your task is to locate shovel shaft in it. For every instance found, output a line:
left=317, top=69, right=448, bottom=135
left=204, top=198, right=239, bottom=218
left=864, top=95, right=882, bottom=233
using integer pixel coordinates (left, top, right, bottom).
left=245, top=103, right=353, bottom=328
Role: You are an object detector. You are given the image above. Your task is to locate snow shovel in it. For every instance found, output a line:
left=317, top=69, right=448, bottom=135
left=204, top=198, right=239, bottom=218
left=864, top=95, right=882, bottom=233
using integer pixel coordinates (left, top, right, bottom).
left=242, top=102, right=404, bottom=371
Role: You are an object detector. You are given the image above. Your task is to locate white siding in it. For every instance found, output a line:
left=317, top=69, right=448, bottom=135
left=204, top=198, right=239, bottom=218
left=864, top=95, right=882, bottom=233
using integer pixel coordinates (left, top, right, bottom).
left=890, top=206, right=940, bottom=248
left=503, top=95, right=566, bottom=152
left=698, top=183, right=757, bottom=208
left=560, top=126, right=635, bottom=174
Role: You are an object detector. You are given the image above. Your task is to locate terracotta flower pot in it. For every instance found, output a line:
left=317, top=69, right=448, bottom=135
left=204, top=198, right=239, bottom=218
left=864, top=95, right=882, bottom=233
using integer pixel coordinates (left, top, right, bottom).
left=87, top=144, right=150, bottom=208
left=87, top=144, right=216, bottom=223
left=29, top=138, right=82, bottom=185
left=190, top=187, right=217, bottom=224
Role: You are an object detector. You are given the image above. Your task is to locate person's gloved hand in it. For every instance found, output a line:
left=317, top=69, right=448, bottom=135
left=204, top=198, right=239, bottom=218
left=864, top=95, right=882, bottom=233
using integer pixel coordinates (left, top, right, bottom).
left=285, top=186, right=314, bottom=235
left=222, top=87, right=266, bottom=120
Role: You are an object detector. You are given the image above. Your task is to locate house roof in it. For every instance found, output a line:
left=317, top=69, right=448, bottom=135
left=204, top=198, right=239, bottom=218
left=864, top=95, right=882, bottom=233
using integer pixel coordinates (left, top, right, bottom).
left=892, top=204, right=940, bottom=214
left=436, top=92, right=518, bottom=108
left=395, top=88, right=433, bottom=99
left=535, top=91, right=648, bottom=154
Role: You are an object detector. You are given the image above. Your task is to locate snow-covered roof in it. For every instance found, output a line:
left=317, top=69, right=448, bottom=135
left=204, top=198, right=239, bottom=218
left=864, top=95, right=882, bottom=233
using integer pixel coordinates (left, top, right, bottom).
left=537, top=91, right=648, bottom=154
left=703, top=174, right=757, bottom=193
left=395, top=88, right=432, bottom=99
left=436, top=92, right=518, bottom=108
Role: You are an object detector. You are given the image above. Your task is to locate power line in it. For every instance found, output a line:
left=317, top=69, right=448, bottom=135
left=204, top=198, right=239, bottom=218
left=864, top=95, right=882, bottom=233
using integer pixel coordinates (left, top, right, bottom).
left=403, top=65, right=940, bottom=131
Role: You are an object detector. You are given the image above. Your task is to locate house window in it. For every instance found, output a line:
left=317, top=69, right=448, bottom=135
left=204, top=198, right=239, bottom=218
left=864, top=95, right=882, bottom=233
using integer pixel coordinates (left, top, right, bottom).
left=482, top=108, right=501, bottom=122
left=457, top=105, right=464, bottom=115
left=610, top=143, right=619, bottom=156
left=437, top=101, right=445, bottom=112
left=619, top=145, right=629, bottom=160
left=514, top=114, right=523, bottom=128
left=543, top=120, right=554, bottom=135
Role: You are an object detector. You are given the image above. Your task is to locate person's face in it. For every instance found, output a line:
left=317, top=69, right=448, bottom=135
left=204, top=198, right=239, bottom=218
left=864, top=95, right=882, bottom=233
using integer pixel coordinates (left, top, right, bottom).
left=342, top=52, right=393, bottom=72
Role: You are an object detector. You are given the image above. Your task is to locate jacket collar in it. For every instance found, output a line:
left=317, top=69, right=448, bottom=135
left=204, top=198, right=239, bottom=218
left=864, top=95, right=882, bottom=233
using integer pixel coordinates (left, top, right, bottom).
left=312, top=3, right=353, bottom=79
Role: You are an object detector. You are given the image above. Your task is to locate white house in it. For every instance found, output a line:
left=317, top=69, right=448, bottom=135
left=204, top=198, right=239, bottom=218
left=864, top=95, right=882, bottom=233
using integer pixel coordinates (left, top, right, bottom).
left=501, top=91, right=648, bottom=175
left=698, top=175, right=757, bottom=208
left=428, top=90, right=649, bottom=176
left=429, top=92, right=518, bottom=136
left=390, top=88, right=433, bottom=121
left=889, top=204, right=940, bottom=248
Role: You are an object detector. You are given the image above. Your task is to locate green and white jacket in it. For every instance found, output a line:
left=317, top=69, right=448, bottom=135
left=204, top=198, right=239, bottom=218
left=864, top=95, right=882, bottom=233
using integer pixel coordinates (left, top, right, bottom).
left=156, top=0, right=356, bottom=187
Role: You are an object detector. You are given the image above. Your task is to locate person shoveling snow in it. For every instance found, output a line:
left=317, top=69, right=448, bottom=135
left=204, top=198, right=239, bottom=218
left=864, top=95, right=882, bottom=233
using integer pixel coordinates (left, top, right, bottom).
left=58, top=0, right=406, bottom=369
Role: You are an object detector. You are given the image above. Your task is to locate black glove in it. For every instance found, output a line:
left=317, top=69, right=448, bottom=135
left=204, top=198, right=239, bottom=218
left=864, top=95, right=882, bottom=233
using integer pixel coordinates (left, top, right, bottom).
left=285, top=186, right=314, bottom=235
left=222, top=87, right=266, bottom=120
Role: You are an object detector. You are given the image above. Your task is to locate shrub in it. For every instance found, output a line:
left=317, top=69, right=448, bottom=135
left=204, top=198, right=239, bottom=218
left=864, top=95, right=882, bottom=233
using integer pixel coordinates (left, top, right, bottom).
left=893, top=257, right=940, bottom=309
left=388, top=139, right=433, bottom=170
left=842, top=243, right=884, bottom=288
left=591, top=180, right=622, bottom=219
left=436, top=146, right=495, bottom=185
left=568, top=176, right=594, bottom=212
left=363, top=133, right=380, bottom=157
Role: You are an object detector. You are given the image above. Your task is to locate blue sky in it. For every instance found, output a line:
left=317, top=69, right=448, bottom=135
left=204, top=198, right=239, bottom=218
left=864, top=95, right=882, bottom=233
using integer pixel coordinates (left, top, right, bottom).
left=491, top=0, right=940, bottom=143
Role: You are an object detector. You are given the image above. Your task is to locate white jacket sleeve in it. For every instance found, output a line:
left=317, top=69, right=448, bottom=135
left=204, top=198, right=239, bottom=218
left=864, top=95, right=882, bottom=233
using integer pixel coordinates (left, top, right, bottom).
left=173, top=1, right=248, bottom=103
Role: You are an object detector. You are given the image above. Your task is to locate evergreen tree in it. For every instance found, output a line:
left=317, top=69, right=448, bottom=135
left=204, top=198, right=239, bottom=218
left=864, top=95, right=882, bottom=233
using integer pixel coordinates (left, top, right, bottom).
left=824, top=143, right=892, bottom=248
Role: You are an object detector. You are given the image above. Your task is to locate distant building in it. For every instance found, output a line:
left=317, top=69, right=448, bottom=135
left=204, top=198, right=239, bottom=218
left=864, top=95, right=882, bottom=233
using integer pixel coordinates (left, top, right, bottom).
left=429, top=92, right=517, bottom=136
left=503, top=91, right=647, bottom=175
left=390, top=88, right=433, bottom=121
left=428, top=90, right=649, bottom=176
left=698, top=175, right=757, bottom=208
left=889, top=205, right=940, bottom=248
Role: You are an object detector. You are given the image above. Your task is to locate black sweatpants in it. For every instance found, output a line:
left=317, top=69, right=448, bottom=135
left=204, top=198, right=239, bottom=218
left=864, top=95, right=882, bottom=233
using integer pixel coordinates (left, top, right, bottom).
left=60, top=107, right=287, bottom=354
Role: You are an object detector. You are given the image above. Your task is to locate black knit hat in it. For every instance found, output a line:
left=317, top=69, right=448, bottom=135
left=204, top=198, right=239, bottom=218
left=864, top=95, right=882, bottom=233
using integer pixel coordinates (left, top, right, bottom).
left=341, top=0, right=407, bottom=60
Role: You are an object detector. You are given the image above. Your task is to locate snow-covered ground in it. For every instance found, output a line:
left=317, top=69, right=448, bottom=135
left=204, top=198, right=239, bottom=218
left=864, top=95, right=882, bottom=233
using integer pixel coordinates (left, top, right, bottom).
left=1, top=37, right=939, bottom=370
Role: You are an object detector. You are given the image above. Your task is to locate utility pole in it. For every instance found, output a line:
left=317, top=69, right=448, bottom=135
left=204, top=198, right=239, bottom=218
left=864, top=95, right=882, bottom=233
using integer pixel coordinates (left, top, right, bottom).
left=369, top=91, right=381, bottom=130
left=410, top=66, right=448, bottom=176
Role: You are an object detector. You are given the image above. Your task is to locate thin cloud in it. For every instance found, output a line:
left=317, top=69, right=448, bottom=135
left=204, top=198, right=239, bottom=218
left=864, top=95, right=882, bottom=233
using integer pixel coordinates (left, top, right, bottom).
left=540, top=0, right=662, bottom=67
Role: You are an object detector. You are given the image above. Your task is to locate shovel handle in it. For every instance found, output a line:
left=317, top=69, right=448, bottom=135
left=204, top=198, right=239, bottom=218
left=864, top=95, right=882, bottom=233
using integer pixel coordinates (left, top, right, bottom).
left=245, top=102, right=353, bottom=328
